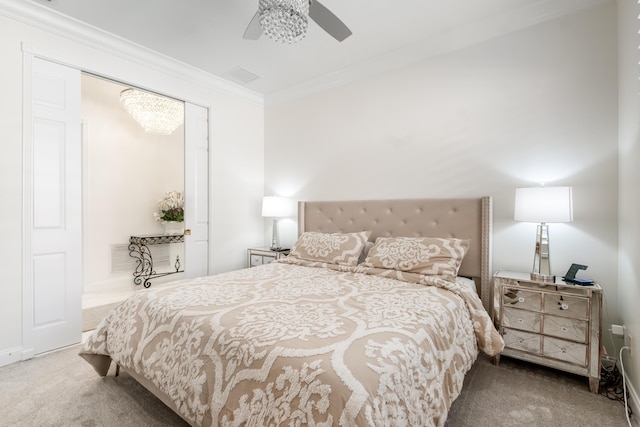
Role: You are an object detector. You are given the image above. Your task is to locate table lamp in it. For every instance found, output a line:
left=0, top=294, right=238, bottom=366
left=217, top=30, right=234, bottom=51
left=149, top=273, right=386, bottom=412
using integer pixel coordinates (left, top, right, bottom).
left=514, top=186, right=573, bottom=282
left=262, top=196, right=290, bottom=251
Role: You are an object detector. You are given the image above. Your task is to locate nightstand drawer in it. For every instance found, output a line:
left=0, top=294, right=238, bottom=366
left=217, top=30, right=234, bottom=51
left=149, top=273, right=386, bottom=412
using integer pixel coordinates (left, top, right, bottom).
left=543, top=336, right=587, bottom=366
left=250, top=255, right=264, bottom=266
left=503, top=307, right=541, bottom=333
left=248, top=248, right=289, bottom=268
left=262, top=254, right=277, bottom=264
left=542, top=314, right=588, bottom=343
left=543, top=294, right=588, bottom=320
left=250, top=254, right=277, bottom=266
left=503, top=328, right=541, bottom=354
left=502, top=287, right=542, bottom=311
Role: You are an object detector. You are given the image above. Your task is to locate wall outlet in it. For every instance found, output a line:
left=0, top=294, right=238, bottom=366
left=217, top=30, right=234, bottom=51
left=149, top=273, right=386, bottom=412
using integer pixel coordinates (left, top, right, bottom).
left=624, top=326, right=632, bottom=353
left=612, top=324, right=624, bottom=336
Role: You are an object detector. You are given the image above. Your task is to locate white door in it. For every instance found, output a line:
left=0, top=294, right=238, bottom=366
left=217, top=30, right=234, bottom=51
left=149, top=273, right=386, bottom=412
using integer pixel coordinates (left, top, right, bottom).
left=25, top=57, right=82, bottom=355
left=184, top=103, right=209, bottom=278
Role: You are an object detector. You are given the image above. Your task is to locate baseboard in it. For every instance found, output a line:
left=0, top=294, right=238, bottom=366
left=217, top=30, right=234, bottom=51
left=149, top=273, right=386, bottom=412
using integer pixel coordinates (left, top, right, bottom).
left=628, top=377, right=640, bottom=427
left=0, top=346, right=23, bottom=367
left=83, top=276, right=133, bottom=294
left=615, top=351, right=640, bottom=427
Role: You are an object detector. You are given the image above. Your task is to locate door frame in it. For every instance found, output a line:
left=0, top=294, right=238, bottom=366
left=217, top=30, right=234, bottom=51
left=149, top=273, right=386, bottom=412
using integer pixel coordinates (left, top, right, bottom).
left=22, top=49, right=211, bottom=359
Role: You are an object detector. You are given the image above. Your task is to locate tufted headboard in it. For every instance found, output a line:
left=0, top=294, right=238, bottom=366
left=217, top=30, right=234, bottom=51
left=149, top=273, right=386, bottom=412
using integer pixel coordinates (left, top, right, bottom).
left=298, top=197, right=493, bottom=311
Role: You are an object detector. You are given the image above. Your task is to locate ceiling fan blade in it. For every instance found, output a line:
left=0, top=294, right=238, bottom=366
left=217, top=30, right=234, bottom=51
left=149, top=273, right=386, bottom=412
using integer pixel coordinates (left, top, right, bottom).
left=243, top=11, right=263, bottom=40
left=309, top=1, right=352, bottom=42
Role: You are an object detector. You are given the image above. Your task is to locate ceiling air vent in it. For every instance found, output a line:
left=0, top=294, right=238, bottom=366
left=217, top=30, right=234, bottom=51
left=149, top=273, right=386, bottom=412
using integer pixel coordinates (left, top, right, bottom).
left=222, top=67, right=261, bottom=84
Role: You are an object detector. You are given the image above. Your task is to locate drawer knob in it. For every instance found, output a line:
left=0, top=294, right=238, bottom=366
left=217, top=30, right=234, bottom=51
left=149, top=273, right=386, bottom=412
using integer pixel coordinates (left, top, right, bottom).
left=559, top=303, right=568, bottom=310
left=518, top=339, right=524, bottom=344
left=518, top=297, right=525, bottom=303
left=561, top=326, right=568, bottom=332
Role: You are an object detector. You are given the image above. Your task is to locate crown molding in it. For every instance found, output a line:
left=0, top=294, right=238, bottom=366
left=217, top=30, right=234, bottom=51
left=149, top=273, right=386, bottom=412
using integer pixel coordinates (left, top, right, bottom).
left=0, top=0, right=263, bottom=106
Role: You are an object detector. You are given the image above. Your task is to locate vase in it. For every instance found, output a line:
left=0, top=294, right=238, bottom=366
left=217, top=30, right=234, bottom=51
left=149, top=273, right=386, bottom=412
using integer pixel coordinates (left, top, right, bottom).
left=163, top=221, right=184, bottom=235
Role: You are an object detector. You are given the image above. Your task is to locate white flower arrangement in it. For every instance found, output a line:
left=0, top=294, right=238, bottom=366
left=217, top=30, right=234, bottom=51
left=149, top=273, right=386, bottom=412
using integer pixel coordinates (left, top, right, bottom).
left=153, top=190, right=184, bottom=222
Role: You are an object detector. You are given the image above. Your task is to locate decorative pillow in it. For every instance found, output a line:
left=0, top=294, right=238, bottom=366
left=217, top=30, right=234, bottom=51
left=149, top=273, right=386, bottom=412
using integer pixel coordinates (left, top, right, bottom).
left=289, top=231, right=372, bottom=267
left=362, top=236, right=470, bottom=279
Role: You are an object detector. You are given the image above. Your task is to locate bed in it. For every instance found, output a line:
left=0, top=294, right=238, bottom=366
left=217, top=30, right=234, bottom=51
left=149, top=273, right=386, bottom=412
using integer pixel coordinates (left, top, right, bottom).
left=80, top=197, right=504, bottom=427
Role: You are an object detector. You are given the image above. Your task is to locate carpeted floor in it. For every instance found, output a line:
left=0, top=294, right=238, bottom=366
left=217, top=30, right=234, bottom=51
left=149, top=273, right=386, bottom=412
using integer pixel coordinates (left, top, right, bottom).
left=0, top=345, right=632, bottom=426
left=82, top=302, right=121, bottom=332
left=446, top=354, right=632, bottom=426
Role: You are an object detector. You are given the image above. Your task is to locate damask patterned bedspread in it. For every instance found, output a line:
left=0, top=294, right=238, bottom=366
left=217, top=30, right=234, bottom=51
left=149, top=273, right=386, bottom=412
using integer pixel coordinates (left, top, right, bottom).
left=80, top=261, right=503, bottom=427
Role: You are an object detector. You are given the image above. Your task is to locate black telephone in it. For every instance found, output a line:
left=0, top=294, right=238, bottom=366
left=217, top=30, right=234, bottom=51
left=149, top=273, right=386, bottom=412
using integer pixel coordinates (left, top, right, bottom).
left=562, top=263, right=593, bottom=285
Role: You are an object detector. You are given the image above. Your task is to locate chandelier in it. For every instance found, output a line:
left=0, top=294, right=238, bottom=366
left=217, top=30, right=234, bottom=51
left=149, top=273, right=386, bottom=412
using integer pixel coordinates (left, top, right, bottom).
left=120, top=89, right=184, bottom=135
left=259, top=0, right=309, bottom=44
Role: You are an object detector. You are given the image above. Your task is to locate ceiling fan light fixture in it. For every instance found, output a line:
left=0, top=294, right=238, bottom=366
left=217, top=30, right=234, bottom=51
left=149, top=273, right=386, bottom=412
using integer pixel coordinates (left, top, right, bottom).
left=259, top=0, right=309, bottom=44
left=120, top=89, right=184, bottom=136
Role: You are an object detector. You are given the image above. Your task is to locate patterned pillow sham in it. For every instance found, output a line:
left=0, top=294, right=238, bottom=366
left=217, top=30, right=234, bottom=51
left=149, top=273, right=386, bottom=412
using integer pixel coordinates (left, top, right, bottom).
left=362, top=236, right=470, bottom=280
left=289, top=231, right=372, bottom=266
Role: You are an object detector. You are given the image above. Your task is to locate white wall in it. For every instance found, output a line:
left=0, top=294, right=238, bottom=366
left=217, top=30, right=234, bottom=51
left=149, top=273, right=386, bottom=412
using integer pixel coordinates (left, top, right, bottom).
left=81, top=75, right=185, bottom=292
left=617, top=0, right=640, bottom=413
left=0, top=1, right=264, bottom=365
left=265, top=3, right=619, bottom=350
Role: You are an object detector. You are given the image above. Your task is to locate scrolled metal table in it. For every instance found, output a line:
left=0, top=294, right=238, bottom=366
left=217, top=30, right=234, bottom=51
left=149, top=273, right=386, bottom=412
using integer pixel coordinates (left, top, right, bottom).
left=128, top=233, right=184, bottom=288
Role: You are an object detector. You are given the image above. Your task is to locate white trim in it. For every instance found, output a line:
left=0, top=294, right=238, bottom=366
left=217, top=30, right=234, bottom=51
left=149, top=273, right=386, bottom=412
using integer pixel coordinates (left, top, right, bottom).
left=627, top=376, right=640, bottom=426
left=0, top=0, right=263, bottom=106
left=83, top=277, right=134, bottom=295
left=0, top=347, right=23, bottom=368
left=21, top=46, right=34, bottom=361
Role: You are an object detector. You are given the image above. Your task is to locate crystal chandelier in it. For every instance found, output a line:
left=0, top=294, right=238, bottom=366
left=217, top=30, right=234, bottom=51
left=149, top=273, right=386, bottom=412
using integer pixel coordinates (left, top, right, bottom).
left=120, top=89, right=184, bottom=135
left=259, top=0, right=309, bottom=44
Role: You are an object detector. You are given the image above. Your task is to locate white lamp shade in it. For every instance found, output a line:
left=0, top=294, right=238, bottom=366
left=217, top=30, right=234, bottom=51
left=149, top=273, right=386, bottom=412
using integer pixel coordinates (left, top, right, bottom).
left=262, top=196, right=290, bottom=218
left=514, top=186, right=573, bottom=223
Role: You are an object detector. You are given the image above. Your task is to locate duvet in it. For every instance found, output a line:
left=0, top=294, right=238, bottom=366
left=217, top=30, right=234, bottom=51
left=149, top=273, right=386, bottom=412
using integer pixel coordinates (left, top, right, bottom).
left=80, top=260, right=503, bottom=427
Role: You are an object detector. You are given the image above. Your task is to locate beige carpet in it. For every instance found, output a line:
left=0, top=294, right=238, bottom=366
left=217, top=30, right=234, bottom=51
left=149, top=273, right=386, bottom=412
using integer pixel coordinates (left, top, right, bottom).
left=82, top=302, right=121, bottom=332
left=446, top=354, right=632, bottom=426
left=0, top=346, right=632, bottom=426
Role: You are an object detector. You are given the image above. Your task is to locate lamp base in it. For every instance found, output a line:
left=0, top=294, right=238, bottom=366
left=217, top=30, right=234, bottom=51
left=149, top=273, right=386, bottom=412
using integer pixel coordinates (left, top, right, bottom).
left=530, top=272, right=555, bottom=283
left=530, top=222, right=556, bottom=284
left=270, top=218, right=281, bottom=251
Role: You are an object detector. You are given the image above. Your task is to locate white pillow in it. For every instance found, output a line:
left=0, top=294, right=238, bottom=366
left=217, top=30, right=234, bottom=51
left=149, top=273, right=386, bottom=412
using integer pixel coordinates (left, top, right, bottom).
left=455, top=276, right=478, bottom=294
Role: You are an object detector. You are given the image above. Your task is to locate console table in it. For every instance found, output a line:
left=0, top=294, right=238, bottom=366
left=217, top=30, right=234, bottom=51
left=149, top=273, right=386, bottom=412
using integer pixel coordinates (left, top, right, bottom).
left=128, top=234, right=184, bottom=288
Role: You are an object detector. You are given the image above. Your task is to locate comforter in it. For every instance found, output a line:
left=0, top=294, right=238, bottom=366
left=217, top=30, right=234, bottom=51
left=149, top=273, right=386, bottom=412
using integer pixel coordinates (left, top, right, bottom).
left=80, top=260, right=503, bottom=427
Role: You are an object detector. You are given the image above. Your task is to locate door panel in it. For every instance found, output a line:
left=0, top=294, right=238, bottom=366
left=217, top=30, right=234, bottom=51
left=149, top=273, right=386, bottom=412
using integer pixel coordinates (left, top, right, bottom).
left=28, top=57, right=82, bottom=355
left=184, top=103, right=209, bottom=278
left=32, top=120, right=65, bottom=228
left=33, top=253, right=66, bottom=326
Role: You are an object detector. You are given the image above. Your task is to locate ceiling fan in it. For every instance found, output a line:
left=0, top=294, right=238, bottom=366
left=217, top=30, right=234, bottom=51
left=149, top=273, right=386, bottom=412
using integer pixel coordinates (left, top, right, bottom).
left=243, top=0, right=352, bottom=43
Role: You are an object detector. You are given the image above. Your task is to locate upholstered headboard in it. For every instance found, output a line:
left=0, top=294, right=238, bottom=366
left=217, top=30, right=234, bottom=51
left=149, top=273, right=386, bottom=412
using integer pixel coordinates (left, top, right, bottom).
left=298, top=197, right=493, bottom=311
